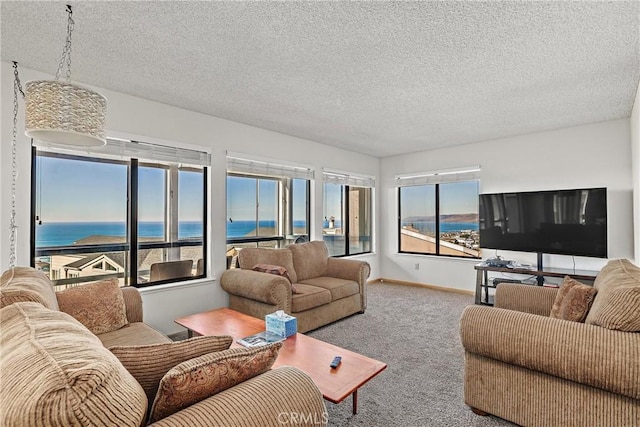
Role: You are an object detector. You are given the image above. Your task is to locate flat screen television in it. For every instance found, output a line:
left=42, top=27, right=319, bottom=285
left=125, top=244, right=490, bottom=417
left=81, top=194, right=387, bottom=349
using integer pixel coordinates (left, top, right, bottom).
left=479, top=188, right=607, bottom=258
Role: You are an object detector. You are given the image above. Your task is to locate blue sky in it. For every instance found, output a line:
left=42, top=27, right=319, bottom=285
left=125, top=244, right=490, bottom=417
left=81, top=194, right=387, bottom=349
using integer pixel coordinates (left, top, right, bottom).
left=401, top=181, right=479, bottom=218
left=38, top=156, right=203, bottom=222
left=39, top=155, right=476, bottom=223
left=227, top=176, right=308, bottom=222
left=323, top=183, right=343, bottom=221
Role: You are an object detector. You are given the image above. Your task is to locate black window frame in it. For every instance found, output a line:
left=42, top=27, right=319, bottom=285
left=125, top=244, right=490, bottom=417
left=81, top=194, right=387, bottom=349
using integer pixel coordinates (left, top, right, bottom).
left=30, top=147, right=208, bottom=288
left=225, top=172, right=311, bottom=248
left=397, top=182, right=480, bottom=259
left=323, top=183, right=372, bottom=258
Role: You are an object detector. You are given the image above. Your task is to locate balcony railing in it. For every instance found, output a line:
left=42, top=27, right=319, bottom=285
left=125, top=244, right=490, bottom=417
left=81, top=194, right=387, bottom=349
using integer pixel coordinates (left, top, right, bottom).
left=35, top=239, right=204, bottom=288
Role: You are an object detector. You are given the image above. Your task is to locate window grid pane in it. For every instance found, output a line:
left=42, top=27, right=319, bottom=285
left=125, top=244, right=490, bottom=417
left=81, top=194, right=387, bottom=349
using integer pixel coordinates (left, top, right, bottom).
left=438, top=181, right=481, bottom=258
left=323, top=183, right=345, bottom=256
left=399, top=181, right=480, bottom=258
left=32, top=148, right=207, bottom=288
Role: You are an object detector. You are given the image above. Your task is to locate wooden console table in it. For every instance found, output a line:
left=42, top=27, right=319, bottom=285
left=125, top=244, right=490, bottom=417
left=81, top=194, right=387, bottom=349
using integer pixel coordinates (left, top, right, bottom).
left=474, top=263, right=599, bottom=305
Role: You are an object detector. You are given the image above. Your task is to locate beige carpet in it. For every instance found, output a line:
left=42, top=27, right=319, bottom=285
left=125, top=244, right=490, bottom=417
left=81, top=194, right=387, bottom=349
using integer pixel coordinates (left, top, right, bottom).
left=307, top=281, right=515, bottom=426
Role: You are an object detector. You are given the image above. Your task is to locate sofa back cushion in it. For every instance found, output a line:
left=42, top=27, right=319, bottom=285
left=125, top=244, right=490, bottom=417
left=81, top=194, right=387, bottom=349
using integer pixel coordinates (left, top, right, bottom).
left=0, top=302, right=147, bottom=427
left=238, top=247, right=298, bottom=284
left=289, top=241, right=329, bottom=282
left=0, top=266, right=59, bottom=310
left=585, top=259, right=640, bottom=331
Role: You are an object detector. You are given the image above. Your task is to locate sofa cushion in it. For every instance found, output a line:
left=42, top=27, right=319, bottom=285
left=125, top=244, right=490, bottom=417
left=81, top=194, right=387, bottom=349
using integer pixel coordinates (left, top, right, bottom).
left=550, top=276, right=597, bottom=322
left=0, top=302, right=147, bottom=427
left=149, top=342, right=282, bottom=423
left=585, top=259, right=640, bottom=331
left=238, top=247, right=298, bottom=284
left=289, top=241, right=329, bottom=281
left=98, top=322, right=171, bottom=347
left=0, top=266, right=59, bottom=310
left=110, top=335, right=233, bottom=405
left=299, top=276, right=360, bottom=301
left=291, top=283, right=332, bottom=312
left=57, top=278, right=129, bottom=335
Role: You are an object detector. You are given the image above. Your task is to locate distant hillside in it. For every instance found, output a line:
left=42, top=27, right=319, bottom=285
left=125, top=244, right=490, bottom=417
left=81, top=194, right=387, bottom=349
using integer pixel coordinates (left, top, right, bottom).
left=402, top=213, right=478, bottom=223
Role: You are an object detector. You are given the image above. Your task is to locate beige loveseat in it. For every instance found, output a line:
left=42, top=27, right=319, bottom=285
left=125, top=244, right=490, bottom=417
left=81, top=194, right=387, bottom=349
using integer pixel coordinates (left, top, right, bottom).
left=221, top=240, right=370, bottom=333
left=0, top=267, right=327, bottom=427
left=460, top=259, right=640, bottom=426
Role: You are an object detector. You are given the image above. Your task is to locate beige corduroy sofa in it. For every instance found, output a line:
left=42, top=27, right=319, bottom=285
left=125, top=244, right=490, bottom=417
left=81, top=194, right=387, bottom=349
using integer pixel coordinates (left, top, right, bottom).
left=0, top=267, right=327, bottom=427
left=460, top=258, right=640, bottom=426
left=221, top=240, right=370, bottom=333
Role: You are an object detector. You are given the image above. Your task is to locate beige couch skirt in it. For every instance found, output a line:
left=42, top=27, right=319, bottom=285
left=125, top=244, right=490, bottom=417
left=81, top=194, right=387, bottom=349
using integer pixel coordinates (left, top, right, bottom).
left=465, top=352, right=640, bottom=427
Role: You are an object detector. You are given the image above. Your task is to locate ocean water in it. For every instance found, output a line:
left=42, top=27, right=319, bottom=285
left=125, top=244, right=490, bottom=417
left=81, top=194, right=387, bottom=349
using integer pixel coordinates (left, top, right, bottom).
left=35, top=220, right=308, bottom=247
left=36, top=221, right=204, bottom=247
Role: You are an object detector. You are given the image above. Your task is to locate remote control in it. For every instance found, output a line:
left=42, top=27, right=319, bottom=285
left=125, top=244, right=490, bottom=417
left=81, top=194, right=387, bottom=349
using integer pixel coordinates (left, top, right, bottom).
left=330, top=356, right=342, bottom=369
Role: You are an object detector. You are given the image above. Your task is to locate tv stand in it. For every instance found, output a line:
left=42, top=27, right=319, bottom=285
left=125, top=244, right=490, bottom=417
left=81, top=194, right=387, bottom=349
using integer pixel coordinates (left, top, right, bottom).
left=474, top=263, right=598, bottom=305
left=536, top=253, right=544, bottom=285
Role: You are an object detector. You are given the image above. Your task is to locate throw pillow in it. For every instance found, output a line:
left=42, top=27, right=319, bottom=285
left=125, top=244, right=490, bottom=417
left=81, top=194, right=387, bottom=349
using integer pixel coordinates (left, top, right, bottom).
left=252, top=263, right=301, bottom=294
left=56, top=278, right=128, bottom=335
left=557, top=284, right=597, bottom=322
left=109, top=335, right=233, bottom=405
left=1, top=302, right=147, bottom=427
left=549, top=276, right=593, bottom=320
left=148, top=342, right=282, bottom=423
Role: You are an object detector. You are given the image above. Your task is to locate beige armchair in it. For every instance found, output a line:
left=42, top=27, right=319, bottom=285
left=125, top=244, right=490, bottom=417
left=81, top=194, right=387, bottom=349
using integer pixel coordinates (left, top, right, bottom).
left=221, top=240, right=370, bottom=333
left=460, top=259, right=640, bottom=426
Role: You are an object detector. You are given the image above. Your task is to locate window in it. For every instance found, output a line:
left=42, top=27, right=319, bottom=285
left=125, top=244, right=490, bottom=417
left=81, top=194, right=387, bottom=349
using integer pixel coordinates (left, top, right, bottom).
left=397, top=167, right=481, bottom=258
left=226, top=156, right=313, bottom=258
left=226, top=175, right=280, bottom=241
left=322, top=171, right=374, bottom=257
left=31, top=139, right=210, bottom=288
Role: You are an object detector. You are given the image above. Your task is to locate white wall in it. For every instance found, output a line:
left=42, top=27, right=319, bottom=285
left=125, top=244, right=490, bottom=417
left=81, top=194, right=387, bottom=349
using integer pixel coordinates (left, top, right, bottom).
left=631, top=80, right=640, bottom=266
left=0, top=62, right=380, bottom=334
left=380, top=119, right=635, bottom=292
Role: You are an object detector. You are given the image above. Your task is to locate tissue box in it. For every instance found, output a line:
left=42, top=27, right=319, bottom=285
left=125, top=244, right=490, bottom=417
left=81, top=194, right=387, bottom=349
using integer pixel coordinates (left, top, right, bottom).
left=265, top=312, right=297, bottom=338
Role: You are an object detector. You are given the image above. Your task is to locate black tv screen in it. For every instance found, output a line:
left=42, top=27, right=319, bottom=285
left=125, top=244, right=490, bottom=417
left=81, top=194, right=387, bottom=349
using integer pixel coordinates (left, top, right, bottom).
left=479, top=188, right=607, bottom=258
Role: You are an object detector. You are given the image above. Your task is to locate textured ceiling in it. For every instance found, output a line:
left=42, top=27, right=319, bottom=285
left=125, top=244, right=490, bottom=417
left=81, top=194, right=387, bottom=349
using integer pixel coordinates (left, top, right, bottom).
left=2, top=1, right=639, bottom=158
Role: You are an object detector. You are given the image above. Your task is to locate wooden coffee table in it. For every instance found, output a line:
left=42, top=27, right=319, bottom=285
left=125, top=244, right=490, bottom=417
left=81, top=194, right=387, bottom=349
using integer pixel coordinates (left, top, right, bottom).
left=175, top=308, right=387, bottom=414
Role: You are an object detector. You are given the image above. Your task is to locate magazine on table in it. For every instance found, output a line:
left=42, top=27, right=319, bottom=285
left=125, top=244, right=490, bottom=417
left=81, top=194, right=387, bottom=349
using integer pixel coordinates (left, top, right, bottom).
left=237, top=331, right=285, bottom=347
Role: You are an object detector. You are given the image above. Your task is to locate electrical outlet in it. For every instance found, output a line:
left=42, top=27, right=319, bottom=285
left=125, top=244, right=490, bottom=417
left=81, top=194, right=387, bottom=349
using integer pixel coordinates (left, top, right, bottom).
left=414, top=263, right=420, bottom=270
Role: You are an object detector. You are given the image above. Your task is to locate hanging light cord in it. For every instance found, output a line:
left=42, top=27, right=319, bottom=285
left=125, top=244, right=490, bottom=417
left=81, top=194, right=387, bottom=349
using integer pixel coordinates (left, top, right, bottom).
left=10, top=62, right=25, bottom=268
left=54, top=5, right=74, bottom=82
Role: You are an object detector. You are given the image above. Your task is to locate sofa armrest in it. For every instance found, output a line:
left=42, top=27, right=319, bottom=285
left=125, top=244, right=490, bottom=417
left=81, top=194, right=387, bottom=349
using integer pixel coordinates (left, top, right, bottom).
left=326, top=257, right=370, bottom=283
left=220, top=269, right=292, bottom=312
left=326, top=258, right=370, bottom=311
left=494, top=283, right=558, bottom=316
left=121, top=286, right=143, bottom=323
left=149, top=366, right=327, bottom=427
left=460, top=305, right=640, bottom=399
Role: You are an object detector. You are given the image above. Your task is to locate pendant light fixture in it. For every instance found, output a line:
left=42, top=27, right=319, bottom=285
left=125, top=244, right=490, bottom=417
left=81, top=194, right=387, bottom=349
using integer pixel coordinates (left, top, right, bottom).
left=25, top=5, right=107, bottom=147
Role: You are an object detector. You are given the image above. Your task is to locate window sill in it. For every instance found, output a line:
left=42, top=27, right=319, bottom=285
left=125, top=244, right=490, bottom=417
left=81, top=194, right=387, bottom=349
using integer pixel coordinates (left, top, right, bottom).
left=137, top=276, right=215, bottom=295
left=394, top=252, right=480, bottom=263
left=343, top=252, right=376, bottom=259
